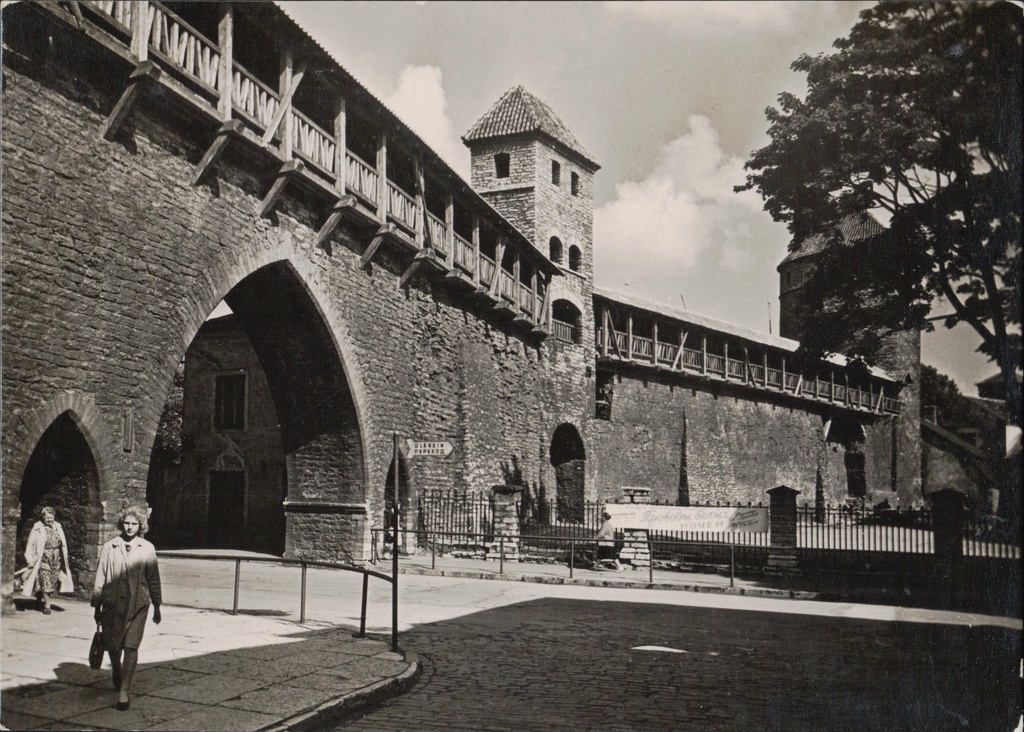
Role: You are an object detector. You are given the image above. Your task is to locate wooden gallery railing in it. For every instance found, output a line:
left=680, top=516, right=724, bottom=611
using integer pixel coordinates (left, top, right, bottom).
left=72, top=0, right=552, bottom=332
left=597, top=324, right=901, bottom=415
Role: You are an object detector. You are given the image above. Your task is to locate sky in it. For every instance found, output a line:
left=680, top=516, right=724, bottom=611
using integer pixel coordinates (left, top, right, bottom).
left=278, top=0, right=998, bottom=395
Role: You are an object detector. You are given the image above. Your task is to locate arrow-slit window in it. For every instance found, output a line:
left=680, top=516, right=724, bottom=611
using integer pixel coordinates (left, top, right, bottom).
left=214, top=373, right=247, bottom=431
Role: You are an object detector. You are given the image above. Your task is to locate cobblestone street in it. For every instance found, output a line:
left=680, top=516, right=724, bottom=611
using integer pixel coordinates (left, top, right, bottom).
left=338, top=598, right=1021, bottom=732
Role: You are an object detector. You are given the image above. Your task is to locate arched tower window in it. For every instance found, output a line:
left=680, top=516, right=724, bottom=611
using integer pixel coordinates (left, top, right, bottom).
left=571, top=172, right=580, bottom=196
left=568, top=245, right=582, bottom=272
left=551, top=299, right=582, bottom=344
left=551, top=160, right=561, bottom=185
left=549, top=237, right=563, bottom=264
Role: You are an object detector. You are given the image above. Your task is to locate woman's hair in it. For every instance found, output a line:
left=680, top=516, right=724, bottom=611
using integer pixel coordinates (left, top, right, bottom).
left=116, top=506, right=149, bottom=536
left=39, top=506, right=55, bottom=519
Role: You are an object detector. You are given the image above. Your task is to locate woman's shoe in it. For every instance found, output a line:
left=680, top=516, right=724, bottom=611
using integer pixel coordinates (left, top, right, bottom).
left=116, top=699, right=130, bottom=711
left=41, top=607, right=51, bottom=615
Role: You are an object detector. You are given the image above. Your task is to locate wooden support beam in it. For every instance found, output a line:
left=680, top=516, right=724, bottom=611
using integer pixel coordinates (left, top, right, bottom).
left=130, top=0, right=150, bottom=62
left=445, top=193, right=455, bottom=268
left=259, top=159, right=303, bottom=218
left=217, top=5, right=233, bottom=120
left=333, top=96, right=347, bottom=193
left=701, top=335, right=707, bottom=375
left=192, top=120, right=244, bottom=186
left=101, top=60, right=162, bottom=141
left=781, top=358, right=787, bottom=391
left=723, top=342, right=729, bottom=379
left=876, top=386, right=885, bottom=412
left=472, top=215, right=481, bottom=284
left=414, top=155, right=425, bottom=247
left=670, top=332, right=687, bottom=371
left=261, top=62, right=307, bottom=146
left=398, top=256, right=425, bottom=289
left=68, top=0, right=85, bottom=29
left=829, top=370, right=835, bottom=403
left=795, top=375, right=803, bottom=396
left=763, top=353, right=769, bottom=388
left=652, top=321, right=659, bottom=366
left=376, top=132, right=388, bottom=222
left=626, top=314, right=633, bottom=360
left=489, top=238, right=505, bottom=297
left=313, top=195, right=356, bottom=247
left=359, top=223, right=395, bottom=268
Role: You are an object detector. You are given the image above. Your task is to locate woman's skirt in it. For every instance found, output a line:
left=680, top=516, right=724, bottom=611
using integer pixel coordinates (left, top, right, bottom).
left=102, top=603, right=149, bottom=652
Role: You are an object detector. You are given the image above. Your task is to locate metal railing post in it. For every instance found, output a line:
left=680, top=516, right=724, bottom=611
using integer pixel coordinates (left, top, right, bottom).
left=232, top=558, right=241, bottom=615
left=499, top=535, right=504, bottom=574
left=648, top=536, right=653, bottom=584
left=300, top=562, right=307, bottom=623
left=431, top=536, right=436, bottom=570
left=569, top=538, right=575, bottom=579
left=358, top=573, right=369, bottom=637
left=730, top=544, right=735, bottom=587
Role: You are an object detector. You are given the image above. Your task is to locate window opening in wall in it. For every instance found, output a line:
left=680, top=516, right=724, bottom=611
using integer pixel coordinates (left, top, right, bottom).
left=425, top=176, right=447, bottom=220
left=552, top=299, right=581, bottom=344
left=479, top=223, right=498, bottom=261
left=551, top=160, right=561, bottom=185
left=595, top=370, right=614, bottom=420
left=494, top=152, right=510, bottom=179
left=231, top=14, right=279, bottom=90
left=214, top=373, right=246, bottom=431
left=292, top=75, right=336, bottom=134
left=568, top=245, right=582, bottom=272
left=549, top=237, right=563, bottom=264
left=571, top=172, right=580, bottom=196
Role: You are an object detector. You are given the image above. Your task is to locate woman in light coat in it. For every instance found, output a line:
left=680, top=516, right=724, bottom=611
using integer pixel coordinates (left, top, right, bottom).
left=21, top=506, right=73, bottom=613
left=91, top=506, right=162, bottom=711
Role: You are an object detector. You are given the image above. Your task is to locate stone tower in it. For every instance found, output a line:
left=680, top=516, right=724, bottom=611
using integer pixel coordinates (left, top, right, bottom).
left=462, top=86, right=600, bottom=311
left=777, top=213, right=922, bottom=506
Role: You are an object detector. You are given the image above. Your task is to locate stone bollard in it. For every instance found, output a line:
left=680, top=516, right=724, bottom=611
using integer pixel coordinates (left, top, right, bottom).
left=765, top=484, right=800, bottom=574
left=487, top=485, right=522, bottom=561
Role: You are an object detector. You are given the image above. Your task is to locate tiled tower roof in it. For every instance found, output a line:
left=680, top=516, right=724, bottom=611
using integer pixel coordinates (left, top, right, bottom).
left=463, top=85, right=599, bottom=170
left=778, top=212, right=886, bottom=267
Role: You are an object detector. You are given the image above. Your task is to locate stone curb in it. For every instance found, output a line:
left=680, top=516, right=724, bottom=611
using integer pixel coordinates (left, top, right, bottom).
left=267, top=651, right=422, bottom=732
left=398, top=566, right=819, bottom=601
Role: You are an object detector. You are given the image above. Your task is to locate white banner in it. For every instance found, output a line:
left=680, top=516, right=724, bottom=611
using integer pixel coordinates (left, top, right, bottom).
left=604, top=504, right=768, bottom=533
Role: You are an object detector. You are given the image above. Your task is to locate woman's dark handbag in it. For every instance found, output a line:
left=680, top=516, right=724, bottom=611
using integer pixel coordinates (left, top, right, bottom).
left=89, top=625, right=104, bottom=670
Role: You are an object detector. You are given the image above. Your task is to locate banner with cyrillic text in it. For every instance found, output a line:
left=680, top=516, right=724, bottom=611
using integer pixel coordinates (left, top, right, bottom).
left=604, top=504, right=768, bottom=533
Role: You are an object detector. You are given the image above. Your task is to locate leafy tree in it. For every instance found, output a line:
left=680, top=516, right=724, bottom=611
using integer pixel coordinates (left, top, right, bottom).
left=738, top=2, right=1022, bottom=428
left=920, top=363, right=972, bottom=427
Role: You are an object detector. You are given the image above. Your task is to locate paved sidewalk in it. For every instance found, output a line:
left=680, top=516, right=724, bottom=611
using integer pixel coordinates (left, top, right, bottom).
left=1, top=596, right=418, bottom=731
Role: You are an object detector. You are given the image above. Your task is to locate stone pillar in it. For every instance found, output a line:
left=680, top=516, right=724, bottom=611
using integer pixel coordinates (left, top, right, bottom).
left=618, top=487, right=651, bottom=569
left=766, top=485, right=800, bottom=573
left=487, top=486, right=522, bottom=561
left=929, top=488, right=967, bottom=561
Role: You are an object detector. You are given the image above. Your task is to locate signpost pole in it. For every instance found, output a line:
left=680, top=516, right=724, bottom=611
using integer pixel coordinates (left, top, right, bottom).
left=392, top=432, right=400, bottom=653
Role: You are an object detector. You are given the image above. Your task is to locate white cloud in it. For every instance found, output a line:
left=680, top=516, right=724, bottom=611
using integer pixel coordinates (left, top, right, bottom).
left=604, top=1, right=812, bottom=34
left=594, top=115, right=790, bottom=331
left=383, top=65, right=469, bottom=179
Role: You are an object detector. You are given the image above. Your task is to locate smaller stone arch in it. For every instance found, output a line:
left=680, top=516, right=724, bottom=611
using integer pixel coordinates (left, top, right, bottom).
left=549, top=236, right=563, bottom=264
left=568, top=245, right=582, bottom=272
left=550, top=423, right=586, bottom=524
left=6, top=392, right=116, bottom=593
left=551, top=299, right=583, bottom=344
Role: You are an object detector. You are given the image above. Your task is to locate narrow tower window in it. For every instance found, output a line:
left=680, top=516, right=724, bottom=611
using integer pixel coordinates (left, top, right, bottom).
left=549, top=237, right=563, bottom=264
left=494, top=153, right=510, bottom=179
left=551, top=160, right=561, bottom=186
left=568, top=245, right=582, bottom=272
left=571, top=172, right=580, bottom=196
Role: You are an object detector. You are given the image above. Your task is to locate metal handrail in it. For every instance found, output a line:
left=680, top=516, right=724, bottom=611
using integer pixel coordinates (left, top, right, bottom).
left=157, top=550, right=399, bottom=652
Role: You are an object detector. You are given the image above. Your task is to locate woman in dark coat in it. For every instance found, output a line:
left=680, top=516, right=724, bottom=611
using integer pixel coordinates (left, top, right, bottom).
left=91, top=506, right=162, bottom=711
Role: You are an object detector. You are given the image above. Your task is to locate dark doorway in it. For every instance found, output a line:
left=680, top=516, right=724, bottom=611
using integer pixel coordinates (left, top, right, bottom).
left=207, top=471, right=245, bottom=548
left=550, top=424, right=586, bottom=524
left=17, top=413, right=98, bottom=591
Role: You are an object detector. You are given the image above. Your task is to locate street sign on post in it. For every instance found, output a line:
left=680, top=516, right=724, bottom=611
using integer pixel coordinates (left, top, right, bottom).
left=401, top=440, right=454, bottom=459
